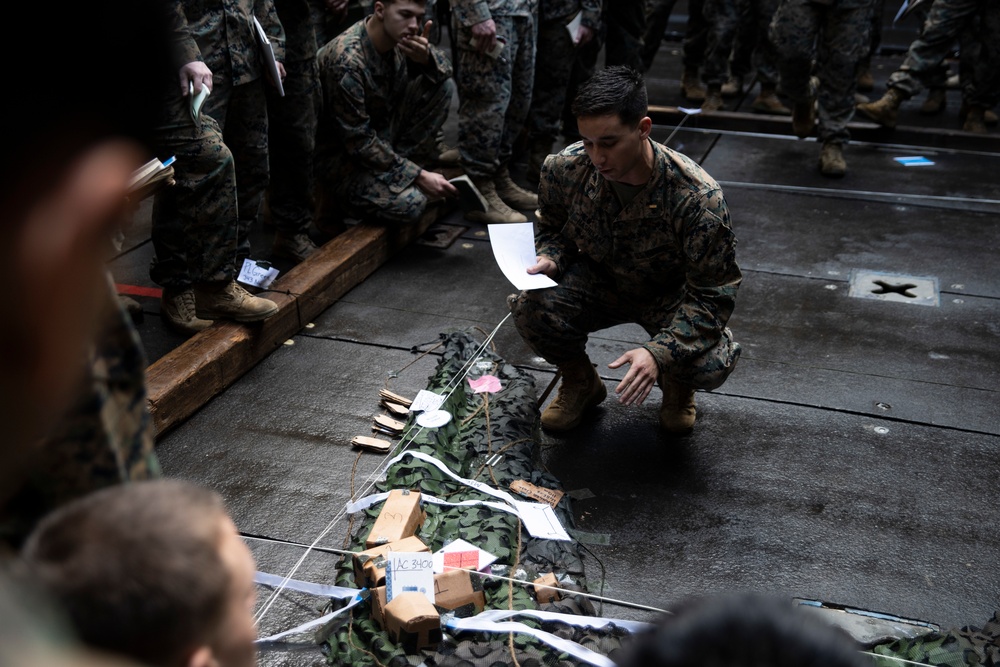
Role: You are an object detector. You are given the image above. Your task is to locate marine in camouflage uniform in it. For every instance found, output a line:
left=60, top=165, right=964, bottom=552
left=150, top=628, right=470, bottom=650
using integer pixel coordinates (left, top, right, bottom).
left=315, top=13, right=454, bottom=224
left=0, top=277, right=160, bottom=551
left=857, top=0, right=1000, bottom=131
left=451, top=0, right=537, bottom=181
left=174, top=0, right=286, bottom=266
left=266, top=0, right=326, bottom=257
left=769, top=0, right=875, bottom=174
left=511, top=140, right=741, bottom=391
left=524, top=0, right=601, bottom=183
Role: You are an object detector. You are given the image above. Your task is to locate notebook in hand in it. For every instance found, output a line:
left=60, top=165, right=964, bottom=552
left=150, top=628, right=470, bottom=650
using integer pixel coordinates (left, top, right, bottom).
left=448, top=175, right=489, bottom=213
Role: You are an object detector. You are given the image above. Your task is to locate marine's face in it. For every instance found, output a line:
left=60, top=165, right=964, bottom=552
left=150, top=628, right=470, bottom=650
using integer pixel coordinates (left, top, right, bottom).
left=376, top=0, right=424, bottom=44
left=577, top=113, right=653, bottom=185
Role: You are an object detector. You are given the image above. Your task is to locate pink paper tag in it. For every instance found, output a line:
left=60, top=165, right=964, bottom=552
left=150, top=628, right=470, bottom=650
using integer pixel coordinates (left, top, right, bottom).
left=443, top=550, right=479, bottom=570
left=468, top=374, right=502, bottom=394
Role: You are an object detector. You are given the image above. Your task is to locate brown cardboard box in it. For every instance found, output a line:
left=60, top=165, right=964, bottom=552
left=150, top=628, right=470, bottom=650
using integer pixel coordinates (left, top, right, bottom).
left=533, top=572, right=562, bottom=604
left=384, top=592, right=441, bottom=652
left=433, top=568, right=485, bottom=617
left=353, top=536, right=429, bottom=588
left=365, top=489, right=426, bottom=548
left=370, top=585, right=388, bottom=629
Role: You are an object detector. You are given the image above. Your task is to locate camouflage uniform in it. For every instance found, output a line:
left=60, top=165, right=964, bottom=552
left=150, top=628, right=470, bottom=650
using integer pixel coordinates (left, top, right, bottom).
left=452, top=0, right=538, bottom=180
left=704, top=0, right=781, bottom=87
left=527, top=0, right=601, bottom=149
left=884, top=0, right=1000, bottom=108
left=175, top=0, right=286, bottom=265
left=510, top=141, right=742, bottom=390
left=266, top=0, right=325, bottom=236
left=0, top=277, right=160, bottom=550
left=315, top=17, right=454, bottom=223
left=641, top=0, right=709, bottom=72
left=769, top=0, right=875, bottom=145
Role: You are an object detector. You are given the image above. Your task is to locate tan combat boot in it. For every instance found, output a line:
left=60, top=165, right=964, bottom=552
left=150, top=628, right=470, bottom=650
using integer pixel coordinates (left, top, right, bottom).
left=194, top=280, right=279, bottom=322
left=919, top=87, right=946, bottom=115
left=819, top=142, right=847, bottom=178
left=721, top=74, right=743, bottom=98
left=751, top=83, right=791, bottom=115
left=161, top=287, right=213, bottom=335
left=701, top=85, right=724, bottom=112
left=494, top=168, right=538, bottom=210
left=856, top=88, right=906, bottom=128
left=659, top=376, right=696, bottom=433
left=680, top=66, right=706, bottom=101
left=465, top=178, right=527, bottom=224
left=540, top=358, right=608, bottom=431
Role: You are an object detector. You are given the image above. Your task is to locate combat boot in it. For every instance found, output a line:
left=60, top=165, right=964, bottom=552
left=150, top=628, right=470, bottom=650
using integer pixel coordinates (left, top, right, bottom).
left=751, top=83, right=791, bottom=115
left=962, top=105, right=987, bottom=133
left=161, top=287, right=213, bottom=335
left=856, top=87, right=905, bottom=128
left=195, top=281, right=279, bottom=322
left=272, top=231, right=318, bottom=263
left=919, top=87, right=946, bottom=115
left=701, top=85, right=724, bottom=112
left=680, top=66, right=706, bottom=101
left=659, top=376, right=696, bottom=433
left=541, top=358, right=608, bottom=431
left=465, top=178, right=527, bottom=224
left=721, top=74, right=743, bottom=98
left=819, top=142, right=847, bottom=178
left=494, top=168, right=538, bottom=210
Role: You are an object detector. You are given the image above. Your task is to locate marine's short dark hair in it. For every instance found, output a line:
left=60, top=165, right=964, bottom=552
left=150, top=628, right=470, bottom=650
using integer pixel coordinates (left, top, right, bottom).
left=616, top=594, right=868, bottom=667
left=571, top=65, right=649, bottom=127
left=21, top=480, right=234, bottom=667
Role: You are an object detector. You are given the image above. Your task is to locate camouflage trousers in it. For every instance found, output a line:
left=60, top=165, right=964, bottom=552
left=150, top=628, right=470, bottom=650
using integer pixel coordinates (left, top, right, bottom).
left=642, top=0, right=708, bottom=71
left=708, top=0, right=781, bottom=85
left=266, top=57, right=320, bottom=235
left=202, top=74, right=271, bottom=264
left=150, top=93, right=238, bottom=289
left=510, top=258, right=741, bottom=390
left=770, top=0, right=874, bottom=144
left=527, top=12, right=578, bottom=143
left=454, top=14, right=537, bottom=179
left=323, top=77, right=454, bottom=224
left=887, top=0, right=1000, bottom=108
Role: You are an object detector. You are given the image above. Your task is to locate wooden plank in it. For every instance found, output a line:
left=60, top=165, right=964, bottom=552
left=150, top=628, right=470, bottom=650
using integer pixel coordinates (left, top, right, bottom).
left=648, top=105, right=1000, bottom=153
left=146, top=212, right=441, bottom=438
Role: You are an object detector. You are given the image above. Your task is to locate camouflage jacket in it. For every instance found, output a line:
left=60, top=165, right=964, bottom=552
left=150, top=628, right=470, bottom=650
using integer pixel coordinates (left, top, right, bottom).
left=316, top=18, right=452, bottom=193
left=538, top=0, right=600, bottom=27
left=170, top=0, right=286, bottom=86
left=273, top=0, right=325, bottom=62
left=450, top=0, right=537, bottom=26
left=536, top=140, right=742, bottom=369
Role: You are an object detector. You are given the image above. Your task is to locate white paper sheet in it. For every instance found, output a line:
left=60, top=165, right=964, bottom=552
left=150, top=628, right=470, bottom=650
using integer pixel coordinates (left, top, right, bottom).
left=488, top=223, right=557, bottom=291
left=385, top=552, right=435, bottom=603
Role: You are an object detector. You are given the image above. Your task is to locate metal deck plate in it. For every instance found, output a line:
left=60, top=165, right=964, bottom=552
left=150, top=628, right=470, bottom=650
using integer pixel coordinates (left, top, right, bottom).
left=848, top=269, right=940, bottom=306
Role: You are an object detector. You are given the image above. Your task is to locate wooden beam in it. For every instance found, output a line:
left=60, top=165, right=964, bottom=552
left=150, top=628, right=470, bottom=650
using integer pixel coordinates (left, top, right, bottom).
left=648, top=105, right=1000, bottom=153
left=145, top=212, right=439, bottom=438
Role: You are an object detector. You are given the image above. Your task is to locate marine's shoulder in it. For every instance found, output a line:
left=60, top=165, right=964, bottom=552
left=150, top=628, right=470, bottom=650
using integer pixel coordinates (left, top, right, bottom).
left=542, top=141, right=595, bottom=179
left=654, top=141, right=723, bottom=194
left=317, top=20, right=365, bottom=65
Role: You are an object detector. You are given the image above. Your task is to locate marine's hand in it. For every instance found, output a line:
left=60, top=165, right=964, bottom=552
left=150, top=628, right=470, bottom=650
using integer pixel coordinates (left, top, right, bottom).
left=526, top=256, right=557, bottom=279
left=415, top=170, right=458, bottom=199
left=276, top=61, right=287, bottom=81
left=609, top=347, right=658, bottom=406
left=180, top=61, right=213, bottom=96
left=399, top=21, right=433, bottom=65
left=470, top=19, right=497, bottom=54
left=575, top=25, right=595, bottom=46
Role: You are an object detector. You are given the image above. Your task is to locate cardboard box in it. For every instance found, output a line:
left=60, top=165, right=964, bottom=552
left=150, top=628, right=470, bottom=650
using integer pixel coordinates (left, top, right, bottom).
left=433, top=568, right=485, bottom=617
left=384, top=592, right=442, bottom=652
left=533, top=572, right=562, bottom=604
left=353, top=536, right=429, bottom=588
left=370, top=585, right=389, bottom=629
left=365, top=489, right=426, bottom=548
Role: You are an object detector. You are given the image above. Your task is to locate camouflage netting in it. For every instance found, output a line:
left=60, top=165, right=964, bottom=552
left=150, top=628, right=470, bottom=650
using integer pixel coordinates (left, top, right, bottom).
left=320, top=330, right=636, bottom=666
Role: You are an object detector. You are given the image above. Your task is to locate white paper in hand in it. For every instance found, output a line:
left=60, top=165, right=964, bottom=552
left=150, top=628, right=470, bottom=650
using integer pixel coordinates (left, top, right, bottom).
left=488, top=223, right=557, bottom=291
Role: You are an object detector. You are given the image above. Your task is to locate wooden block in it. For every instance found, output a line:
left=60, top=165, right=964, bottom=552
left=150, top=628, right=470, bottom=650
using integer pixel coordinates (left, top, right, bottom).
left=352, top=436, right=392, bottom=453
left=381, top=400, right=410, bottom=417
left=373, top=414, right=406, bottom=434
left=366, top=489, right=425, bottom=548
left=379, top=389, right=413, bottom=408
left=533, top=572, right=561, bottom=604
left=510, top=480, right=564, bottom=509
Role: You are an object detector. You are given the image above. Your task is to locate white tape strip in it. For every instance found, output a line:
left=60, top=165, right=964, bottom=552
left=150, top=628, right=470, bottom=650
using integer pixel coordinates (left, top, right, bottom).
left=444, top=616, right=616, bottom=667
left=255, top=592, right=364, bottom=643
left=254, top=571, right=359, bottom=601
left=473, top=608, right=653, bottom=634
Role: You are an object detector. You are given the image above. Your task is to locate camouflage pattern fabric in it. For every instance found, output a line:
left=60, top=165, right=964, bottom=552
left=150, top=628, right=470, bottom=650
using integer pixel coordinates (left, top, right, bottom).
left=769, top=0, right=875, bottom=145
left=0, top=278, right=160, bottom=550
left=316, top=17, right=453, bottom=223
left=150, top=94, right=239, bottom=288
left=539, top=0, right=600, bottom=24
left=322, top=330, right=638, bottom=665
left=720, top=0, right=782, bottom=85
left=701, top=0, right=742, bottom=87
left=453, top=5, right=538, bottom=179
left=509, top=141, right=741, bottom=390
left=872, top=612, right=1000, bottom=667
left=885, top=0, right=1000, bottom=108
